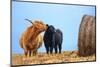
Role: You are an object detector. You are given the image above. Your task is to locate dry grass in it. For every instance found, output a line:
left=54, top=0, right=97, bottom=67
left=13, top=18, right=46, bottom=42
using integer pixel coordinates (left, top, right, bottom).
left=12, top=51, right=96, bottom=66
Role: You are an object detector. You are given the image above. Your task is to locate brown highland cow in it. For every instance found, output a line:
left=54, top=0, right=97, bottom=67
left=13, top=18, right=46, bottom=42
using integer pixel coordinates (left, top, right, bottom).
left=20, top=19, right=47, bottom=57
left=78, top=15, right=96, bottom=56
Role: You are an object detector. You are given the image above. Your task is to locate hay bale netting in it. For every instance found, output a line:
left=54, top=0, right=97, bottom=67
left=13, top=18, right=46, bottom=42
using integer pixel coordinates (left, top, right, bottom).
left=78, top=15, right=96, bottom=56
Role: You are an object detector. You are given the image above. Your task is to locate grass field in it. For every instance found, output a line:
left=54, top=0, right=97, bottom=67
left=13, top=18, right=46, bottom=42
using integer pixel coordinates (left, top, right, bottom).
left=12, top=51, right=96, bottom=66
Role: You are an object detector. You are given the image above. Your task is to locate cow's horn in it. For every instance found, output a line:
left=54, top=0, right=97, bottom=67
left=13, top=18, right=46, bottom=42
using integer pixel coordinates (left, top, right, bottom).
left=25, top=19, right=33, bottom=24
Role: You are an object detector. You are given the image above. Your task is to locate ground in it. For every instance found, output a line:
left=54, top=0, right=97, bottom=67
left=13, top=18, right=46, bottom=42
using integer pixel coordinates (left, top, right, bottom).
left=12, top=51, right=96, bottom=66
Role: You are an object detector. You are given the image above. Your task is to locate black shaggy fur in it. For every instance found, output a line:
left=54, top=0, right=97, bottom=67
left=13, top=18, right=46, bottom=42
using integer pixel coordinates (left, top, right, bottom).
left=43, top=25, right=63, bottom=54
left=54, top=29, right=63, bottom=54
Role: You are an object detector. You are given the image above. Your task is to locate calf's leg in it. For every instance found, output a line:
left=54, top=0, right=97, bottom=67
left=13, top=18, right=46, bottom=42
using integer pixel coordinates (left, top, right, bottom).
left=54, top=45, right=58, bottom=54
left=50, top=45, right=53, bottom=54
left=45, top=43, right=49, bottom=54
left=59, top=44, right=62, bottom=54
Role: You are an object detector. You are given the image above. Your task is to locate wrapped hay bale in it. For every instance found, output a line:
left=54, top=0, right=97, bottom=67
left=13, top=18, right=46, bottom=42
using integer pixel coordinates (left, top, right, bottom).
left=78, top=15, right=96, bottom=56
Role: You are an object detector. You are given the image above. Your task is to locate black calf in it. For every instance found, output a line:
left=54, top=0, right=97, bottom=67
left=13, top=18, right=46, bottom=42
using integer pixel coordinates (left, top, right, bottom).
left=43, top=25, right=63, bottom=54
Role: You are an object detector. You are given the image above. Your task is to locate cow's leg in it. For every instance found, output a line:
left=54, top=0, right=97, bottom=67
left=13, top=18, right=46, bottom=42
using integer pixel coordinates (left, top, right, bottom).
left=32, top=50, right=34, bottom=56
left=31, top=49, right=37, bottom=56
left=50, top=44, right=53, bottom=54
left=29, top=50, right=31, bottom=57
left=32, top=50, right=35, bottom=56
left=24, top=50, right=28, bottom=57
left=23, top=44, right=28, bottom=57
left=50, top=34, right=55, bottom=54
left=45, top=44, right=49, bottom=54
left=59, top=44, right=62, bottom=54
left=55, top=45, right=58, bottom=54
left=46, top=47, right=49, bottom=54
left=34, top=50, right=37, bottom=55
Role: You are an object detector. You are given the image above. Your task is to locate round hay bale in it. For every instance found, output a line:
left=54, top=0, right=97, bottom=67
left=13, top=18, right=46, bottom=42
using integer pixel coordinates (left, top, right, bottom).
left=78, top=15, right=96, bottom=56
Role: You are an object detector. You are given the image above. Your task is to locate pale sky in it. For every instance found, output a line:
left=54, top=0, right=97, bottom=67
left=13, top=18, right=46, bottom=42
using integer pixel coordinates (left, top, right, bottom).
left=12, top=1, right=95, bottom=54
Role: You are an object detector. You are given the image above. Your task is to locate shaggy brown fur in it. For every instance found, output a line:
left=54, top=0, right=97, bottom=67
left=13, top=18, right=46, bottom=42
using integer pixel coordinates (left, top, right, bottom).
left=78, top=15, right=96, bottom=56
left=20, top=20, right=47, bottom=57
left=32, top=34, right=43, bottom=55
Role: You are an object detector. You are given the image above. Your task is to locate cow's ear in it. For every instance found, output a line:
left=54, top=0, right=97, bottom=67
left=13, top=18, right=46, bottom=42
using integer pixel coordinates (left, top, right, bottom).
left=46, top=24, right=49, bottom=27
left=46, top=24, right=49, bottom=29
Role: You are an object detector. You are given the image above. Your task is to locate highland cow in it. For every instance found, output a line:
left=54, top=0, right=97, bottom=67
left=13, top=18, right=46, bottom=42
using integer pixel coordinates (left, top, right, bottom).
left=20, top=19, right=47, bottom=57
left=78, top=15, right=96, bottom=56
